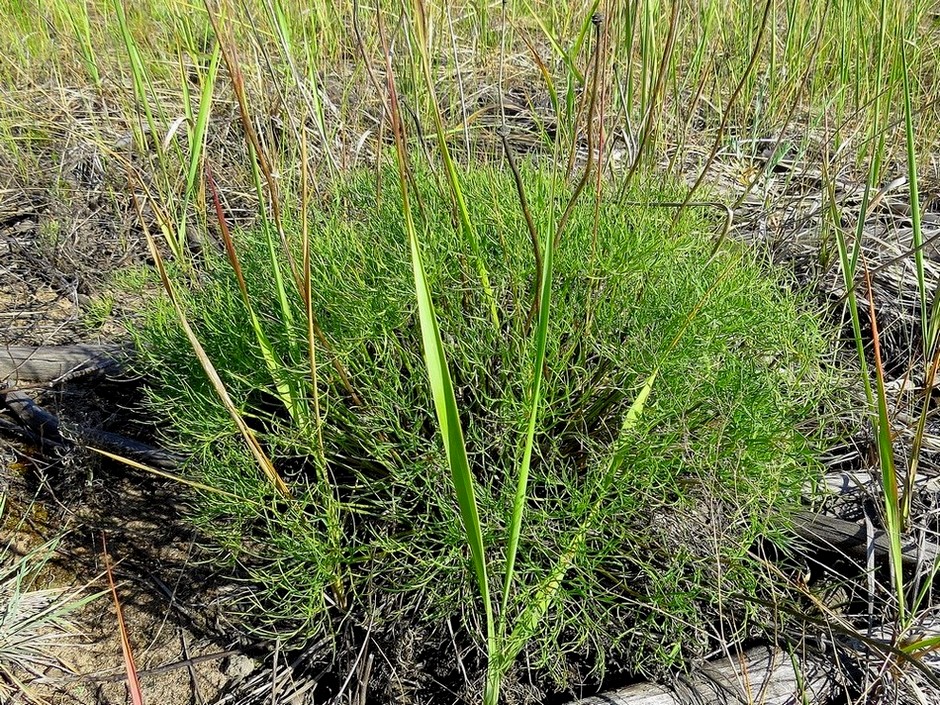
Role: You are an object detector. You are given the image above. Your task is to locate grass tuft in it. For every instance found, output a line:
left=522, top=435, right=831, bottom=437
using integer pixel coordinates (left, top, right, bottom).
left=0, top=498, right=99, bottom=704
left=132, top=164, right=843, bottom=692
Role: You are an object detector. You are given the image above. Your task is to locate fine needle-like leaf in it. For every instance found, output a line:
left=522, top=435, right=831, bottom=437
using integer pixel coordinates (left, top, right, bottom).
left=133, top=193, right=291, bottom=498
left=504, top=255, right=737, bottom=669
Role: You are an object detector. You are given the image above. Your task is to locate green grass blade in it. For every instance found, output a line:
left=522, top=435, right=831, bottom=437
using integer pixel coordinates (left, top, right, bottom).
left=862, top=261, right=905, bottom=623
left=500, top=197, right=552, bottom=623
left=408, top=219, right=489, bottom=605
left=177, top=41, right=221, bottom=251
left=401, top=151, right=496, bottom=705
left=67, top=0, right=100, bottom=87
left=379, top=19, right=496, bottom=698
left=901, top=34, right=927, bottom=357
left=500, top=11, right=604, bottom=626
left=102, top=534, right=144, bottom=705
left=900, top=34, right=929, bottom=527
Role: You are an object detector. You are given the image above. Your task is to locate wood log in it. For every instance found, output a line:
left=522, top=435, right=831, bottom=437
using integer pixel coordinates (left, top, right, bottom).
left=573, top=646, right=840, bottom=704
left=816, top=470, right=934, bottom=498
left=0, top=344, right=130, bottom=385
left=0, top=345, right=175, bottom=468
left=2, top=388, right=179, bottom=469
left=793, top=509, right=938, bottom=567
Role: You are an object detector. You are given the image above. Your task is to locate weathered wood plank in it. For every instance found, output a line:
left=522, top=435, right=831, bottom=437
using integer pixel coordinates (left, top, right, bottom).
left=0, top=344, right=129, bottom=384
left=794, top=509, right=938, bottom=566
left=574, top=646, right=839, bottom=704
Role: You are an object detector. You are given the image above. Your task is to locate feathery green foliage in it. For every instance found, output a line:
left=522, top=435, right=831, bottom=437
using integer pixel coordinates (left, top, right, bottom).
left=134, top=165, right=840, bottom=690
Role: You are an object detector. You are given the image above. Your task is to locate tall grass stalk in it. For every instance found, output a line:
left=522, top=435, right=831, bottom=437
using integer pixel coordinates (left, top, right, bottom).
left=385, top=14, right=611, bottom=702
left=494, top=15, right=605, bottom=700
left=112, top=0, right=178, bottom=253
left=204, top=165, right=308, bottom=429
left=260, top=0, right=340, bottom=176
left=65, top=0, right=100, bottom=86
left=831, top=0, right=906, bottom=625
left=899, top=33, right=932, bottom=530
left=133, top=192, right=292, bottom=498
left=499, top=8, right=602, bottom=654
left=203, top=0, right=364, bottom=431
left=102, top=533, right=145, bottom=705
left=379, top=13, right=498, bottom=699
left=670, top=0, right=773, bottom=214
left=862, top=259, right=906, bottom=624
left=618, top=0, right=678, bottom=193
left=204, top=0, right=302, bottom=290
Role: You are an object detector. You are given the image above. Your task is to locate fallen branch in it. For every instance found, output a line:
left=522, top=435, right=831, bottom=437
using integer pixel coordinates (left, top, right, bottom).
left=1, top=388, right=179, bottom=469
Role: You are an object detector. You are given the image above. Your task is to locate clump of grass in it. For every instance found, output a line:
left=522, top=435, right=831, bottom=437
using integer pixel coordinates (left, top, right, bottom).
left=81, top=294, right=114, bottom=330
left=134, top=165, right=843, bottom=696
left=0, top=499, right=99, bottom=703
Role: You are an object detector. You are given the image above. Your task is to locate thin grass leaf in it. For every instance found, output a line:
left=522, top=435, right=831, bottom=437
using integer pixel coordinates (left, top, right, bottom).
left=67, top=0, right=100, bottom=86
left=901, top=634, right=940, bottom=654
left=176, top=40, right=221, bottom=252
left=521, top=0, right=584, bottom=84
left=300, top=129, right=346, bottom=608
left=112, top=0, right=173, bottom=195
left=378, top=16, right=496, bottom=699
left=901, top=33, right=927, bottom=356
left=900, top=34, right=930, bottom=527
left=501, top=14, right=604, bottom=644
left=260, top=0, right=339, bottom=175
left=862, top=258, right=906, bottom=623
left=517, top=28, right=559, bottom=125
left=203, top=0, right=303, bottom=293
left=499, top=184, right=551, bottom=624
left=828, top=183, right=874, bottom=410
left=667, top=0, right=773, bottom=214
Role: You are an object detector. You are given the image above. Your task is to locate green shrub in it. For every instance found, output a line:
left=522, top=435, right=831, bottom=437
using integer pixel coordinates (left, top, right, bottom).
left=134, top=166, right=841, bottom=695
